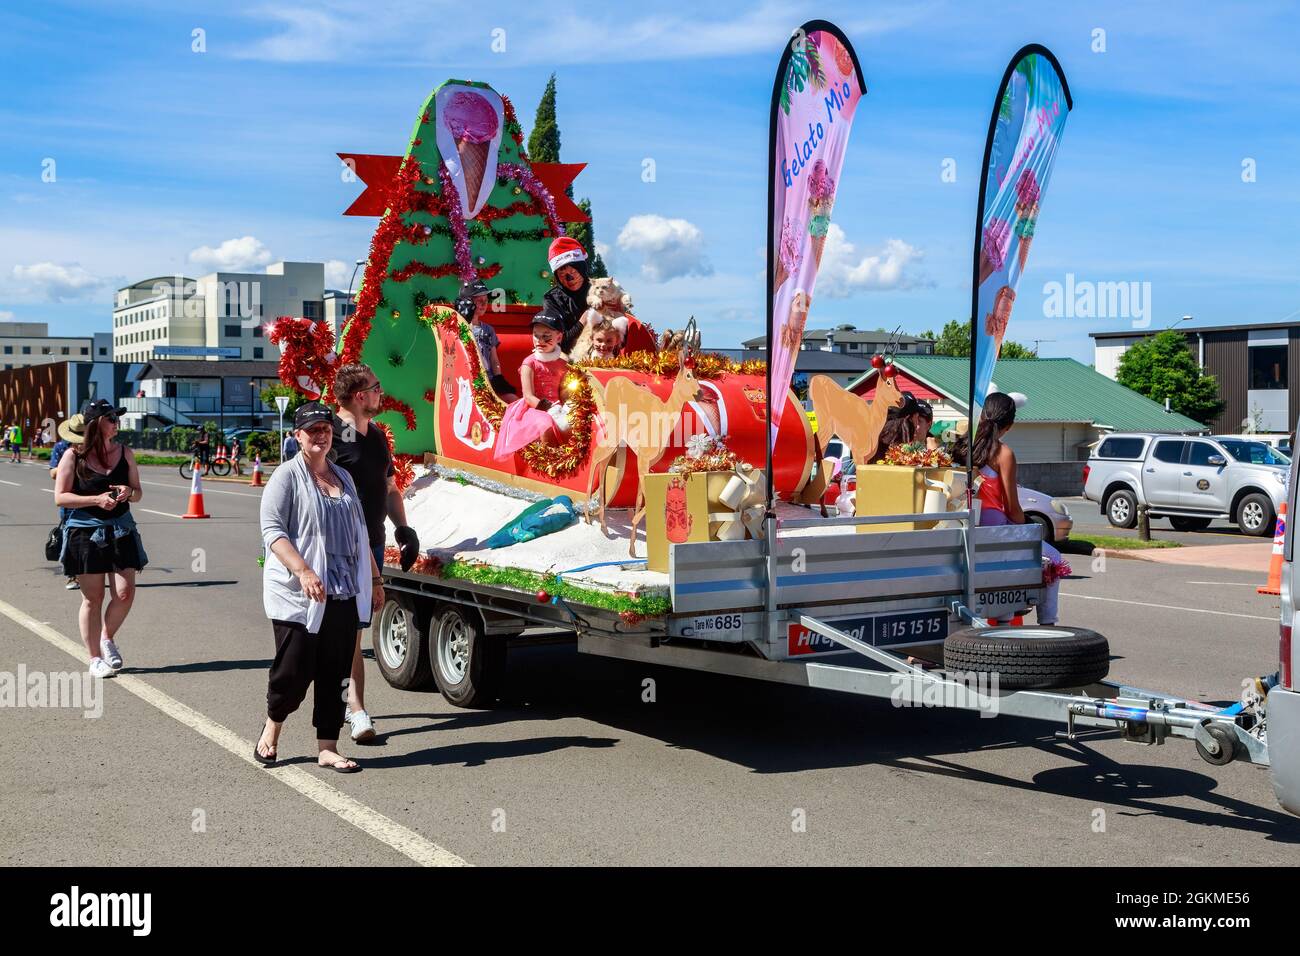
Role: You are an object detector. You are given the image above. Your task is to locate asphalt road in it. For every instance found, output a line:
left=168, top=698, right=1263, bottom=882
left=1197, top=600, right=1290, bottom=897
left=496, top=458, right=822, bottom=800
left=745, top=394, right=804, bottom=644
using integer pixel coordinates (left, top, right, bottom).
left=1, top=460, right=1296, bottom=866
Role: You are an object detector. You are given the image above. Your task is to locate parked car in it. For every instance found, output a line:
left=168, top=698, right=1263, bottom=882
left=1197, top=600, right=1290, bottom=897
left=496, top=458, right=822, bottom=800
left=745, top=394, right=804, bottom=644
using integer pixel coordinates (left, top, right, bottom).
left=222, top=427, right=271, bottom=444
left=818, top=438, right=1072, bottom=541
left=1083, top=432, right=1287, bottom=536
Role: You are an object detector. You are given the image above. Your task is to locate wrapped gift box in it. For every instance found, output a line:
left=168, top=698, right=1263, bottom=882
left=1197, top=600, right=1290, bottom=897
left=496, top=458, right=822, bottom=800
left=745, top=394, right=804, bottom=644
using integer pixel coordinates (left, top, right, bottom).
left=855, top=464, right=957, bottom=533
left=643, top=467, right=766, bottom=572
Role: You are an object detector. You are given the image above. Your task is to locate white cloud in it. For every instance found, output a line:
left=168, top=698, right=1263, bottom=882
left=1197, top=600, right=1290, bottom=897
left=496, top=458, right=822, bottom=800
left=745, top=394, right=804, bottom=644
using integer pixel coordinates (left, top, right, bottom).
left=188, top=236, right=274, bottom=272
left=10, top=262, right=108, bottom=302
left=323, top=259, right=357, bottom=290
left=0, top=310, right=12, bottom=320
left=616, top=214, right=713, bottom=283
left=234, top=4, right=917, bottom=66
left=815, top=226, right=927, bottom=297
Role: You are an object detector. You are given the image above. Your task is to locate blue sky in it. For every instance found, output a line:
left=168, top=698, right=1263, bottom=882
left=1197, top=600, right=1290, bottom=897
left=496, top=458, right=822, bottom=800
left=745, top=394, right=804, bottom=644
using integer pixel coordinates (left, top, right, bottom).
left=2, top=1, right=1297, bottom=361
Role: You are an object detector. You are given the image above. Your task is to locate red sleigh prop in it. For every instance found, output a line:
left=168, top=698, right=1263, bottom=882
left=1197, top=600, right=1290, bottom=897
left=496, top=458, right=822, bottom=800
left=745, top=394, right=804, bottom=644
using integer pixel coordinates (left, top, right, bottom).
left=429, top=307, right=813, bottom=505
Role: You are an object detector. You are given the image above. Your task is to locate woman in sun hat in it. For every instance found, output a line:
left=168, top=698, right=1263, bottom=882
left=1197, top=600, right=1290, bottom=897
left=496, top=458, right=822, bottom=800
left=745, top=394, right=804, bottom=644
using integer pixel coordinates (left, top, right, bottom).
left=50, top=413, right=86, bottom=590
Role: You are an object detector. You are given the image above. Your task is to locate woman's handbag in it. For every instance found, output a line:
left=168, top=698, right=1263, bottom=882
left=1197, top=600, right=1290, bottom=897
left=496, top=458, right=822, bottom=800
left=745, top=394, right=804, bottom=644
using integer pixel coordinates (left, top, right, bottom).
left=45, top=525, right=62, bottom=562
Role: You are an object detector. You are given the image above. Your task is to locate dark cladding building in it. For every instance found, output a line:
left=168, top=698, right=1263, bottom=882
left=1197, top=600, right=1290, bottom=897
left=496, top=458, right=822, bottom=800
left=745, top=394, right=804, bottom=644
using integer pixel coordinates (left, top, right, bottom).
left=1091, top=322, right=1296, bottom=435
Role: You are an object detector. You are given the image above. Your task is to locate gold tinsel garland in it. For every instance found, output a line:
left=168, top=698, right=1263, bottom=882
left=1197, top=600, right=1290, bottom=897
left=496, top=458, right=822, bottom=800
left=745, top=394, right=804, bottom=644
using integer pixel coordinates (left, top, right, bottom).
left=577, top=350, right=766, bottom=379
left=427, top=304, right=597, bottom=480
left=880, top=442, right=953, bottom=468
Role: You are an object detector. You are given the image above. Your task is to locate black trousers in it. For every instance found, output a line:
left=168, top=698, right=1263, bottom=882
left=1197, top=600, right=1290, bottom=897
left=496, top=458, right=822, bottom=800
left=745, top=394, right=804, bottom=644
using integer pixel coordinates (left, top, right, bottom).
left=266, top=598, right=358, bottom=737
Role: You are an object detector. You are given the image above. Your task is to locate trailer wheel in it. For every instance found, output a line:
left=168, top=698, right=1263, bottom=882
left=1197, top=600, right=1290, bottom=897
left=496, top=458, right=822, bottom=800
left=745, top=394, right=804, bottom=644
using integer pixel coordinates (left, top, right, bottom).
left=1195, top=722, right=1237, bottom=766
left=943, top=626, right=1110, bottom=690
left=432, top=606, right=506, bottom=708
left=373, top=591, right=434, bottom=691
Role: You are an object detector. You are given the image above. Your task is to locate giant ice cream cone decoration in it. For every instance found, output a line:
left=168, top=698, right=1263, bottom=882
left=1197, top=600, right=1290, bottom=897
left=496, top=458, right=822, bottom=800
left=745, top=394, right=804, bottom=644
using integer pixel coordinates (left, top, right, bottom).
left=443, top=90, right=499, bottom=212
left=807, top=159, right=836, bottom=268
left=979, top=217, right=1011, bottom=286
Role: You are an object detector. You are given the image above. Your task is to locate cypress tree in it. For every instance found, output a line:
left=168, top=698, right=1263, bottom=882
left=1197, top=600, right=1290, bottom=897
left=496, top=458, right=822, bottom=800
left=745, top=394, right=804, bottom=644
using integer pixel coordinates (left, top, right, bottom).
left=529, top=74, right=607, bottom=277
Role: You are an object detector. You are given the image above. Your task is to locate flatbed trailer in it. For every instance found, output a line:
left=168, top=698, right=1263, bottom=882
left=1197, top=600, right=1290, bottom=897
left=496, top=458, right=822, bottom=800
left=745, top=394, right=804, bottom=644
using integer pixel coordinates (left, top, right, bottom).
left=376, top=506, right=1293, bottom=815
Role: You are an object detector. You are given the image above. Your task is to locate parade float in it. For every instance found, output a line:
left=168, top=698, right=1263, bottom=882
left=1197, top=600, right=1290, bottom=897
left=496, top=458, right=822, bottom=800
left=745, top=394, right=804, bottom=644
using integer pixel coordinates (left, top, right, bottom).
left=260, top=27, right=1297, bottom=825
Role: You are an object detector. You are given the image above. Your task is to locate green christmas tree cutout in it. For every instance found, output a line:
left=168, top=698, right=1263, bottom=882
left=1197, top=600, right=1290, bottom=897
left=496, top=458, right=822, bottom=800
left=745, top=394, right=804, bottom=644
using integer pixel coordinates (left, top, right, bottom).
left=340, top=79, right=572, bottom=455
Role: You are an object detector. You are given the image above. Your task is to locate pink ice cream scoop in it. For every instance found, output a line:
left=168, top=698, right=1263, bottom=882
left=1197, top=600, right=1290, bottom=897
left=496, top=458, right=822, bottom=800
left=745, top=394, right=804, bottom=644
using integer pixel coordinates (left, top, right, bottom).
left=444, top=91, right=499, bottom=144
left=982, top=217, right=1011, bottom=272
left=780, top=218, right=803, bottom=272
left=808, top=159, right=835, bottom=200
left=1015, top=168, right=1041, bottom=208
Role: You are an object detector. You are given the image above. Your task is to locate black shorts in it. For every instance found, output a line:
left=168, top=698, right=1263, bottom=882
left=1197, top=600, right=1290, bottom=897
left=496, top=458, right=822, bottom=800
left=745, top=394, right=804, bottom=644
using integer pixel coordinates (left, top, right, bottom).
left=490, top=373, right=517, bottom=396
left=61, top=526, right=147, bottom=576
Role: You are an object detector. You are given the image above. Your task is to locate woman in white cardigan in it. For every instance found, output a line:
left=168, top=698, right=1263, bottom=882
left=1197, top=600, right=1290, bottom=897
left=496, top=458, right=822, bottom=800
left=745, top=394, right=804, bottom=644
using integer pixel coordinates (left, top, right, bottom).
left=255, top=402, right=384, bottom=772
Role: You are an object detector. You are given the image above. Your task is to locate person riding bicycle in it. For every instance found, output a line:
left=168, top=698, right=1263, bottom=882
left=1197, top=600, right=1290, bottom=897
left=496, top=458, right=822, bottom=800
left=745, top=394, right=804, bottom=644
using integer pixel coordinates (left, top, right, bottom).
left=192, top=427, right=211, bottom=467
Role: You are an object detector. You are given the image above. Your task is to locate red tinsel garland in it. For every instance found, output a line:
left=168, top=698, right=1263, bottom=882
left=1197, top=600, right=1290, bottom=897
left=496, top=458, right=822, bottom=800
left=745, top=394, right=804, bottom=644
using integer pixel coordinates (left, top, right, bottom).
left=389, top=260, right=502, bottom=284
left=1043, top=559, right=1072, bottom=586
left=379, top=395, right=418, bottom=431
left=268, top=315, right=338, bottom=399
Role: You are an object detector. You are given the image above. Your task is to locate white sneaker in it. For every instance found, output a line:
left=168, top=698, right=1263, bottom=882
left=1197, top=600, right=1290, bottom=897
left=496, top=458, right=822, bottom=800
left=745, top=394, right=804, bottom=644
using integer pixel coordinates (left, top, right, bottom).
left=349, top=709, right=376, bottom=743
left=89, top=657, right=115, bottom=679
left=101, top=637, right=123, bottom=671
left=65, top=578, right=79, bottom=590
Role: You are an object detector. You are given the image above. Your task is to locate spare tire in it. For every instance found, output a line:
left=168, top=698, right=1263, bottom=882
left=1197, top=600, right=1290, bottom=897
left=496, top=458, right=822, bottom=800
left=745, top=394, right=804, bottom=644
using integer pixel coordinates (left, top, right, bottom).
left=943, top=626, right=1110, bottom=690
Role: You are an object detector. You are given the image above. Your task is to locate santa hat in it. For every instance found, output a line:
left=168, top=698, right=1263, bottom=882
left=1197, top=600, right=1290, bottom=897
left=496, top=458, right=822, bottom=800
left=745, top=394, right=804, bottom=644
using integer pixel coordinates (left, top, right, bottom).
left=547, top=236, right=587, bottom=272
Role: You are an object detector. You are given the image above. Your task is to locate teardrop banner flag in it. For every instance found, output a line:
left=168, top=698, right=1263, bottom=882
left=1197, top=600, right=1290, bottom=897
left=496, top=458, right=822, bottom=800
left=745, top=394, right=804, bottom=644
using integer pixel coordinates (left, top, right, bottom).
left=968, top=45, right=1072, bottom=442
left=766, top=21, right=867, bottom=477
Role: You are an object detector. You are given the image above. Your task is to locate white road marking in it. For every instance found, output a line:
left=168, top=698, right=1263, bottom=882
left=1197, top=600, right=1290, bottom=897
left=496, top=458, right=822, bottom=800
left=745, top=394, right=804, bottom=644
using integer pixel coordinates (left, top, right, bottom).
left=1060, top=591, right=1276, bottom=621
left=138, top=508, right=184, bottom=519
left=0, top=479, right=21, bottom=486
left=0, top=596, right=468, bottom=867
left=1185, top=581, right=1260, bottom=587
left=139, top=478, right=260, bottom=498
left=41, top=489, right=54, bottom=494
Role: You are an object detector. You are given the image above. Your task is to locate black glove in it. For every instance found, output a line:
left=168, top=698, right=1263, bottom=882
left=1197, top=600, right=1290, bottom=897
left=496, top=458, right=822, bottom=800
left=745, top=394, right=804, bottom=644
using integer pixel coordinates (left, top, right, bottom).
left=535, top=398, right=552, bottom=412
left=394, top=525, right=420, bottom=573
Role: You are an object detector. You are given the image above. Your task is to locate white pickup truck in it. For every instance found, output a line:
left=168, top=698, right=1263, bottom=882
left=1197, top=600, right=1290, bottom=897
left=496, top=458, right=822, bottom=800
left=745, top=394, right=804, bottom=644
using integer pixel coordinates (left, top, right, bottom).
left=1083, top=432, right=1287, bottom=536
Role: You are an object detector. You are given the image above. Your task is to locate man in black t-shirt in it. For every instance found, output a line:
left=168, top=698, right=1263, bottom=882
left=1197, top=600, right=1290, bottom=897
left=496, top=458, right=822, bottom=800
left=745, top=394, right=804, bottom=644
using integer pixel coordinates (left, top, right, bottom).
left=330, top=363, right=421, bottom=743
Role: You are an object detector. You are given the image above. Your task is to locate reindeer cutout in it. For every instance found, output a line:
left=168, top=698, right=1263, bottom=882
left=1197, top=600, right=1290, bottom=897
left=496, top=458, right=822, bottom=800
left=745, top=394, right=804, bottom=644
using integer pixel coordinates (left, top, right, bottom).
left=586, top=328, right=705, bottom=556
left=799, top=327, right=908, bottom=513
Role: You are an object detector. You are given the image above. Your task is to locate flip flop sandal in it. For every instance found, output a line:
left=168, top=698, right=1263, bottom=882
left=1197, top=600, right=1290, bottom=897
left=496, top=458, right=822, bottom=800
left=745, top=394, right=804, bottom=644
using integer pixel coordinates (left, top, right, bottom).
left=319, top=757, right=360, bottom=774
left=253, top=727, right=277, bottom=767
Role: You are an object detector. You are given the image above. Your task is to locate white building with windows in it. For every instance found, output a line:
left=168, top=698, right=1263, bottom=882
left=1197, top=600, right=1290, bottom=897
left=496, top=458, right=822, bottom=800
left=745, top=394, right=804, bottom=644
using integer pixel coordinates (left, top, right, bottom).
left=112, top=262, right=350, bottom=363
left=0, top=322, right=95, bottom=370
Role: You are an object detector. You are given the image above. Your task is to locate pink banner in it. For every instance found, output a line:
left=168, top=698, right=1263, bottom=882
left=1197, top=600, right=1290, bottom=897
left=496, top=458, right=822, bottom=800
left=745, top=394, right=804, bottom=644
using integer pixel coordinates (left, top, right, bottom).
left=768, top=23, right=865, bottom=443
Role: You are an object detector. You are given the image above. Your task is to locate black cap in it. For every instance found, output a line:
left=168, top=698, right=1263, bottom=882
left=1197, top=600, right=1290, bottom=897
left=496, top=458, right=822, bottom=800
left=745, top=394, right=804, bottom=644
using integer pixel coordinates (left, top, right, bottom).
left=81, top=399, right=126, bottom=424
left=293, top=402, right=334, bottom=430
left=531, top=307, right=564, bottom=334
left=458, top=278, right=489, bottom=300
left=455, top=279, right=490, bottom=319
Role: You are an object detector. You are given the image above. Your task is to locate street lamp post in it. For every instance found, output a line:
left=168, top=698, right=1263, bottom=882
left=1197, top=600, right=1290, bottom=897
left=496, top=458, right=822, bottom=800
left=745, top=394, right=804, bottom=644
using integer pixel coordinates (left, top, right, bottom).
left=250, top=380, right=257, bottom=430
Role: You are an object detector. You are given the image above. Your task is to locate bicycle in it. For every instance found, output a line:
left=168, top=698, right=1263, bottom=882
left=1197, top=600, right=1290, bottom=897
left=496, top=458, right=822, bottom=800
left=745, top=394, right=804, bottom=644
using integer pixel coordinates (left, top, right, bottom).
left=180, top=451, right=230, bottom=480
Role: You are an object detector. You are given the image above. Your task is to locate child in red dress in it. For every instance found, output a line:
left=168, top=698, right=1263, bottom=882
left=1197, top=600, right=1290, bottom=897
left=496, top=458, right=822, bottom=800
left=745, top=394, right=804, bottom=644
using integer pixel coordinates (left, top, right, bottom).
left=493, top=309, right=572, bottom=459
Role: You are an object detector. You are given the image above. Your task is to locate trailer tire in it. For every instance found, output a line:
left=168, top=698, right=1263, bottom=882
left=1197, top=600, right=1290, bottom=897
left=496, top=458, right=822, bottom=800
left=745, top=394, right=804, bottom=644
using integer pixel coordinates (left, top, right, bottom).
left=373, top=591, right=434, bottom=691
left=432, top=606, right=506, bottom=708
left=943, top=626, right=1110, bottom=690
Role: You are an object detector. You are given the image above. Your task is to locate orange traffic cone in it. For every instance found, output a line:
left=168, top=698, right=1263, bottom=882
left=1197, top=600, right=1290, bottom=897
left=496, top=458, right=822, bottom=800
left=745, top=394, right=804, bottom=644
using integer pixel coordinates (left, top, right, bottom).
left=182, top=460, right=210, bottom=519
left=1258, top=502, right=1286, bottom=595
left=249, top=454, right=263, bottom=487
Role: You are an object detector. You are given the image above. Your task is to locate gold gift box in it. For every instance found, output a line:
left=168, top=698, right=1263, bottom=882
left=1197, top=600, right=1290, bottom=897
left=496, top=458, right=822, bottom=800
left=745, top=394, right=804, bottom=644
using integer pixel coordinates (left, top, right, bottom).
left=855, top=464, right=956, bottom=533
left=643, top=470, right=739, bottom=572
